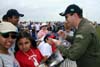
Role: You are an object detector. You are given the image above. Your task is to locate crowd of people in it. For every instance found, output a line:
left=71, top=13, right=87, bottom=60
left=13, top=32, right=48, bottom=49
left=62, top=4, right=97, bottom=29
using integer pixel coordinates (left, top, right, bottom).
left=0, top=4, right=100, bottom=67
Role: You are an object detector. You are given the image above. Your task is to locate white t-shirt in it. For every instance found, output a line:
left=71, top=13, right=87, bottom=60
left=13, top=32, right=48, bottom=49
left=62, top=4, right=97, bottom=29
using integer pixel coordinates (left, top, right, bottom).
left=66, top=31, right=74, bottom=37
left=0, top=51, right=20, bottom=67
left=35, top=24, right=40, bottom=31
left=38, top=41, right=52, bottom=58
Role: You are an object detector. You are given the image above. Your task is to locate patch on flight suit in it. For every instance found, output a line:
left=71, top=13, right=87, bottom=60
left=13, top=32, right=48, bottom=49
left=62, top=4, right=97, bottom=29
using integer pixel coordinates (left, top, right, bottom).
left=76, top=34, right=84, bottom=39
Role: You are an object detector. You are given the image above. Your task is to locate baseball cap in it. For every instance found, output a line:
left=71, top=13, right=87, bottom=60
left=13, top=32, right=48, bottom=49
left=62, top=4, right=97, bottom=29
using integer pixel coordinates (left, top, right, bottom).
left=0, top=21, right=18, bottom=33
left=59, top=4, right=82, bottom=16
left=6, top=9, right=24, bottom=17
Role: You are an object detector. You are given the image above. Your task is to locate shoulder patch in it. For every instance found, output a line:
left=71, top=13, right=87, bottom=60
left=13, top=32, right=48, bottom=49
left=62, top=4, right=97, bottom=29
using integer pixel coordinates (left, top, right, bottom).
left=76, top=34, right=84, bottom=39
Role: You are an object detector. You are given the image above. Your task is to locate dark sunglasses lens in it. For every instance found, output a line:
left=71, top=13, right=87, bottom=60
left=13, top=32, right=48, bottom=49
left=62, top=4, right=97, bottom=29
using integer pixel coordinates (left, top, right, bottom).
left=11, top=34, right=17, bottom=39
left=0, top=33, right=17, bottom=39
left=1, top=33, right=9, bottom=38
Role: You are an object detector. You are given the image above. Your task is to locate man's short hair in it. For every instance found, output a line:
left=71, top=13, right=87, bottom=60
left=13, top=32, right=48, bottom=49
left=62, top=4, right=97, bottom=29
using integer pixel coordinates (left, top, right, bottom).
left=2, top=14, right=8, bottom=21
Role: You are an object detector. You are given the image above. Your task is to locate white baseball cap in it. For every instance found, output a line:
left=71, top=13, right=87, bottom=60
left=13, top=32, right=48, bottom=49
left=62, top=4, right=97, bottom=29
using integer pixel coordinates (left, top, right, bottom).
left=0, top=21, right=18, bottom=33
left=41, top=23, right=47, bottom=27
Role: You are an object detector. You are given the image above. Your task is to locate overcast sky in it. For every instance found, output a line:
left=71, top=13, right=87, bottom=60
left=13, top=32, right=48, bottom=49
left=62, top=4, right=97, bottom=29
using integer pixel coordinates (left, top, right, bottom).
left=0, top=0, right=100, bottom=23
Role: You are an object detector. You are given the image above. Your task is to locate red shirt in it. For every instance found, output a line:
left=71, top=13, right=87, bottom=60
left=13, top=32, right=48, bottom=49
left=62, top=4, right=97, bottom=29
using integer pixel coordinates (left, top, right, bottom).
left=15, top=48, right=43, bottom=67
left=48, top=34, right=57, bottom=52
left=51, top=41, right=57, bottom=52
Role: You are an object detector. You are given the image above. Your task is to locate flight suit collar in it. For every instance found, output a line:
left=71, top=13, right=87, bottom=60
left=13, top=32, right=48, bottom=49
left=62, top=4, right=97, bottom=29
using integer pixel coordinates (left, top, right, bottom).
left=78, top=18, right=86, bottom=29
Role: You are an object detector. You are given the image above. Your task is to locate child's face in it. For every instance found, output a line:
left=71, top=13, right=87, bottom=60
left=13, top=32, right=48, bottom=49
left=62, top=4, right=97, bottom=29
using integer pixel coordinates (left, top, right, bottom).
left=0, top=32, right=17, bottom=49
left=46, top=38, right=53, bottom=45
left=17, top=38, right=31, bottom=52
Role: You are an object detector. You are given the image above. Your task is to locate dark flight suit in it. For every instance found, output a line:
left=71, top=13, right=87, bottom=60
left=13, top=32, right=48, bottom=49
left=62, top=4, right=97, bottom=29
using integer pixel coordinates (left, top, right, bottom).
left=57, top=18, right=100, bottom=67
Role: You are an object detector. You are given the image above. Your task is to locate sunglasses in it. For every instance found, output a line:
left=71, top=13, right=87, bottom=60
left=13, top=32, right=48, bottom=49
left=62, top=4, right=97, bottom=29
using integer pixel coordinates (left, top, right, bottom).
left=0, top=32, right=17, bottom=39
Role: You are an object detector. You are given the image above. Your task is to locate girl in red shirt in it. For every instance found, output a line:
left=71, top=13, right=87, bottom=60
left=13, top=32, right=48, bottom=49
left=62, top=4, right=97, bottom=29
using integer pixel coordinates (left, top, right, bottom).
left=15, top=31, right=43, bottom=67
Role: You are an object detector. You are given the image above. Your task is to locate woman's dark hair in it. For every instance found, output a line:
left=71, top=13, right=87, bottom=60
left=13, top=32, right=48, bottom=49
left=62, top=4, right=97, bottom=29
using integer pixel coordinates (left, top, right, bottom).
left=44, top=34, right=51, bottom=42
left=15, top=31, right=37, bottom=53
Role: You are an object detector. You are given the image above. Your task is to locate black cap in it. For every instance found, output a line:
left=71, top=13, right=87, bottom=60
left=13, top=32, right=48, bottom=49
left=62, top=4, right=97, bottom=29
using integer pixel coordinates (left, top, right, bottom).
left=6, top=9, right=24, bottom=17
left=59, top=4, right=82, bottom=16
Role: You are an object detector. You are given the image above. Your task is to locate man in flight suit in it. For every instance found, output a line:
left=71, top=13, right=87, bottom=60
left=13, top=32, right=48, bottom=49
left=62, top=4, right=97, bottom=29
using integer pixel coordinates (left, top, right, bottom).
left=58, top=4, right=100, bottom=67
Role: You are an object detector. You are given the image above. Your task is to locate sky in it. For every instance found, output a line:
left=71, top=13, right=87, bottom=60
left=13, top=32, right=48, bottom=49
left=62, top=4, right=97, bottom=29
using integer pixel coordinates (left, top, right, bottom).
left=0, top=0, right=100, bottom=23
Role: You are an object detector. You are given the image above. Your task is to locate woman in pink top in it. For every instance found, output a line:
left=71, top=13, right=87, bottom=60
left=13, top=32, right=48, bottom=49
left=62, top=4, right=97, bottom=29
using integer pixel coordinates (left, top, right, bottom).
left=37, top=23, right=49, bottom=40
